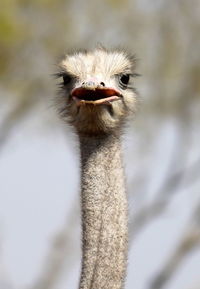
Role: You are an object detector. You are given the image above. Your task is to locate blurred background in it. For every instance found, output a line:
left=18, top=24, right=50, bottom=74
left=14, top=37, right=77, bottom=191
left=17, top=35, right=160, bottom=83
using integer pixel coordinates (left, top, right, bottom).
left=0, top=0, right=200, bottom=289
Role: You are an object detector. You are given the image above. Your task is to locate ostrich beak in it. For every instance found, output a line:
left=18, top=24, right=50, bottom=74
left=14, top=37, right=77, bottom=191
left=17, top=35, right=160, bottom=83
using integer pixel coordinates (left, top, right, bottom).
left=71, top=85, right=121, bottom=106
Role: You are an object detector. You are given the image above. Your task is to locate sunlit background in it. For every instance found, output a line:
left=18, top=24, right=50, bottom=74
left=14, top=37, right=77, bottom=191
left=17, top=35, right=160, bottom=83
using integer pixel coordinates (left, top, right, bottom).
left=0, top=0, right=200, bottom=289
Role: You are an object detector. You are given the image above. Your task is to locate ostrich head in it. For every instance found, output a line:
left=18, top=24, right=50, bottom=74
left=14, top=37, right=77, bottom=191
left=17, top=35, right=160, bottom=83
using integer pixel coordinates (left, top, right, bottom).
left=56, top=48, right=138, bottom=135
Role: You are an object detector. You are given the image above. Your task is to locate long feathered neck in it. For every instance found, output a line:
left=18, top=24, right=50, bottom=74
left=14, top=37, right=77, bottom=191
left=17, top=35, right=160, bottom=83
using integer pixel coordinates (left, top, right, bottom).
left=79, top=133, right=128, bottom=289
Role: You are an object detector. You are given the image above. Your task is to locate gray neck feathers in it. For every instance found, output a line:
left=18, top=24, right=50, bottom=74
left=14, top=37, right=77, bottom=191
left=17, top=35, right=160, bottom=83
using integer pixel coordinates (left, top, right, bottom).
left=79, top=133, right=128, bottom=289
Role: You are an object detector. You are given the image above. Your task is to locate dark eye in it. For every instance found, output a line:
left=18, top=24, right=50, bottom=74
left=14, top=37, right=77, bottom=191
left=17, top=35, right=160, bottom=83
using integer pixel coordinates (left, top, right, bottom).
left=63, top=74, right=72, bottom=85
left=120, top=74, right=130, bottom=86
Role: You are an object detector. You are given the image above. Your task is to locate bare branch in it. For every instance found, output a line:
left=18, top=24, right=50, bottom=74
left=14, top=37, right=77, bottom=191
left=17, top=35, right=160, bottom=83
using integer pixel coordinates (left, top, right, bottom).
left=148, top=203, right=200, bottom=289
left=130, top=157, right=200, bottom=239
left=28, top=202, right=80, bottom=289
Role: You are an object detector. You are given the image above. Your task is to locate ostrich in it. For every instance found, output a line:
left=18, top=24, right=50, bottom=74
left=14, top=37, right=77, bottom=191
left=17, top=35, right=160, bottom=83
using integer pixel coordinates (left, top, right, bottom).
left=56, top=47, right=138, bottom=289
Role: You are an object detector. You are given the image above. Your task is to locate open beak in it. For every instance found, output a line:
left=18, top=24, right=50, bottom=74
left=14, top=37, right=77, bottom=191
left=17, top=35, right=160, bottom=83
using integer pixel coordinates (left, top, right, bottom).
left=71, top=87, right=121, bottom=106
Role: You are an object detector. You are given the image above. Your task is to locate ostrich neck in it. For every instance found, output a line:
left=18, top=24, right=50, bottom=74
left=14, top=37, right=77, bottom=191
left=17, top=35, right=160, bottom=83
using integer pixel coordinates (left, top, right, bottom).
left=79, top=133, right=128, bottom=289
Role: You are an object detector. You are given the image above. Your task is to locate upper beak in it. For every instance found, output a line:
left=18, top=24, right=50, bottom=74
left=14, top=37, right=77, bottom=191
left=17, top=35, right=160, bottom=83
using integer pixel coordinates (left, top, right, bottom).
left=71, top=82, right=121, bottom=105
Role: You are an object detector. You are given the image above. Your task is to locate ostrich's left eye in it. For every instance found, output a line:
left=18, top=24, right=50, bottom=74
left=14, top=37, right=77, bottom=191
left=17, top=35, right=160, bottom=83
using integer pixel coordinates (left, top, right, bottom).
left=119, top=74, right=130, bottom=87
left=63, top=74, right=72, bottom=85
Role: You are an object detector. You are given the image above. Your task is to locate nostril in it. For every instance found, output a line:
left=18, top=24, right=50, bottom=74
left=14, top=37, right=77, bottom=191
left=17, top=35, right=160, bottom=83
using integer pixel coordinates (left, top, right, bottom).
left=100, top=82, right=105, bottom=87
left=82, top=82, right=85, bottom=85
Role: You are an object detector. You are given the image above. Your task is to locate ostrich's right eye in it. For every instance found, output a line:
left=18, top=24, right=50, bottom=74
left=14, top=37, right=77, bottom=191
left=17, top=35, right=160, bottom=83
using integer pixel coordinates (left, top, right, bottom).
left=63, top=74, right=72, bottom=85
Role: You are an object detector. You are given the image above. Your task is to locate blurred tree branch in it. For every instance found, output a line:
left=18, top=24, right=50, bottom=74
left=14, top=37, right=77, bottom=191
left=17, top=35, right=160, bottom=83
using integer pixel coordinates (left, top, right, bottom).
left=0, top=80, right=46, bottom=150
left=130, top=156, right=200, bottom=239
left=0, top=96, right=36, bottom=149
left=28, top=202, right=80, bottom=289
left=148, top=203, right=200, bottom=289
